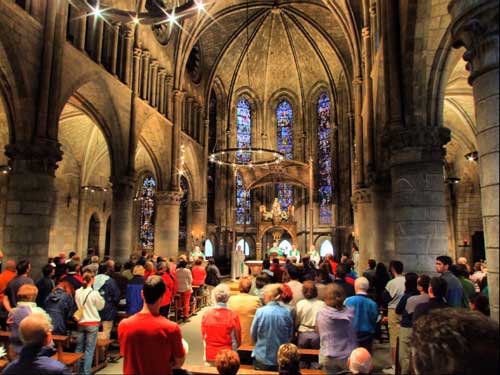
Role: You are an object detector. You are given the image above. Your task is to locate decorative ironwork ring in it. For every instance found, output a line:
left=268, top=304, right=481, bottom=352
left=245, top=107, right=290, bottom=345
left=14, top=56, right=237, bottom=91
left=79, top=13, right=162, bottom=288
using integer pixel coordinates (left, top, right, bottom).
left=209, top=148, right=285, bottom=167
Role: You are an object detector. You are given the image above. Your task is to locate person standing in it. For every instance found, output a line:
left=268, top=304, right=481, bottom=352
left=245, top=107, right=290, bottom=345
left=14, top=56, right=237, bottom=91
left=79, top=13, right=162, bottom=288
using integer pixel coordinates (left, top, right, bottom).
left=288, top=244, right=301, bottom=263
left=35, top=265, right=55, bottom=309
left=75, top=271, right=105, bottom=375
left=251, top=284, right=294, bottom=371
left=382, top=261, right=405, bottom=375
left=228, top=277, right=261, bottom=346
left=308, top=245, right=320, bottom=266
left=202, top=284, right=241, bottom=365
left=231, top=245, right=246, bottom=281
left=436, top=256, right=464, bottom=308
left=175, top=260, right=193, bottom=322
left=191, top=245, right=205, bottom=261
left=344, top=277, right=379, bottom=352
left=3, top=260, right=34, bottom=312
left=0, top=259, right=17, bottom=329
left=119, top=275, right=186, bottom=375
left=93, top=263, right=120, bottom=340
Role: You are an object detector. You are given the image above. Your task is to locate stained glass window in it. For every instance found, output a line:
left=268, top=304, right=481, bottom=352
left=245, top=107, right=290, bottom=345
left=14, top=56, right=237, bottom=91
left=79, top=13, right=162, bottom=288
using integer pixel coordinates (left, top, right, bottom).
left=276, top=100, right=293, bottom=212
left=139, top=176, right=156, bottom=250
left=318, top=93, right=333, bottom=224
left=179, top=176, right=189, bottom=251
left=236, top=98, right=251, bottom=224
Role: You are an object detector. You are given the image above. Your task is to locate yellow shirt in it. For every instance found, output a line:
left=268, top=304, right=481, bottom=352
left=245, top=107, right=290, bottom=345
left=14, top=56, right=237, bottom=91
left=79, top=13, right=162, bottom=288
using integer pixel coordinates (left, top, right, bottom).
left=228, top=293, right=261, bottom=346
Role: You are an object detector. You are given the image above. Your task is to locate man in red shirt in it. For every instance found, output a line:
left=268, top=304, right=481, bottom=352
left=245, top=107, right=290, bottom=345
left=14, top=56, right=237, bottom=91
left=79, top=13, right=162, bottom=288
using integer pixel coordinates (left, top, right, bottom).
left=119, top=275, right=186, bottom=375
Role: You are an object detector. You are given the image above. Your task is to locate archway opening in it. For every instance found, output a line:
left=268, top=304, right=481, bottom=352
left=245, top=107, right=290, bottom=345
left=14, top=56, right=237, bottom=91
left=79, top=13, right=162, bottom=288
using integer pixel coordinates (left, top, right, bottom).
left=204, top=239, right=214, bottom=258
left=319, top=239, right=334, bottom=257
left=236, top=238, right=250, bottom=256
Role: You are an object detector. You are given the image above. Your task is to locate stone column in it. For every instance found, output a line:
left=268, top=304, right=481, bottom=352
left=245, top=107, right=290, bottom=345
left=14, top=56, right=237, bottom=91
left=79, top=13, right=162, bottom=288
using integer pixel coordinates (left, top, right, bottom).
left=110, top=176, right=135, bottom=263
left=110, top=22, right=121, bottom=76
left=154, top=191, right=183, bottom=257
left=94, top=17, right=104, bottom=64
left=449, top=0, right=499, bottom=320
left=386, top=125, right=451, bottom=273
left=362, top=0, right=374, bottom=181
left=3, top=141, right=62, bottom=279
left=158, top=68, right=167, bottom=115
left=121, top=26, right=134, bottom=86
left=76, top=16, right=86, bottom=51
left=166, top=75, right=173, bottom=121
left=170, top=90, right=184, bottom=190
left=353, top=77, right=365, bottom=188
left=141, top=50, right=150, bottom=102
left=132, top=48, right=142, bottom=93
left=150, top=60, right=159, bottom=108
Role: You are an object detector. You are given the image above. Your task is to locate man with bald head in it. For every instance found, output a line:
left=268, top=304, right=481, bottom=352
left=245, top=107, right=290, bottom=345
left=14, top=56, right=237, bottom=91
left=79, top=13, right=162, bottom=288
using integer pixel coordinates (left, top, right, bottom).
left=347, top=347, right=373, bottom=374
left=3, top=313, right=71, bottom=374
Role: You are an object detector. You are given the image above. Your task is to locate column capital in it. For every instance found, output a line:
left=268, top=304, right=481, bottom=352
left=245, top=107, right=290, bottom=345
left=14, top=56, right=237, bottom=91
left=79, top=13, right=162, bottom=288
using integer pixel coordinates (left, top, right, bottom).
left=351, top=188, right=372, bottom=206
left=156, top=190, right=184, bottom=205
left=383, top=125, right=451, bottom=164
left=5, top=139, right=62, bottom=176
left=141, top=49, right=151, bottom=58
left=362, top=27, right=371, bottom=39
left=133, top=48, right=142, bottom=58
left=111, top=175, right=136, bottom=192
left=352, top=76, right=363, bottom=86
left=166, top=75, right=173, bottom=84
left=158, top=67, right=167, bottom=77
left=449, top=0, right=499, bottom=84
left=151, top=59, right=159, bottom=67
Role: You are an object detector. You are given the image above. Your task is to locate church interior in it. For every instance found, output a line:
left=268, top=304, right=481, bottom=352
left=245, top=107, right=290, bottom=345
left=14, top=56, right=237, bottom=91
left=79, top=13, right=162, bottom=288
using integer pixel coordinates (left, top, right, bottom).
left=0, top=0, right=498, bottom=357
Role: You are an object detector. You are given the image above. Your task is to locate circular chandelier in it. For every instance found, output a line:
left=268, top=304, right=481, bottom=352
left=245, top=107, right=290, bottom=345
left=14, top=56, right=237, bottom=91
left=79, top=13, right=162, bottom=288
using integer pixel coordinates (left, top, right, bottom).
left=209, top=148, right=285, bottom=168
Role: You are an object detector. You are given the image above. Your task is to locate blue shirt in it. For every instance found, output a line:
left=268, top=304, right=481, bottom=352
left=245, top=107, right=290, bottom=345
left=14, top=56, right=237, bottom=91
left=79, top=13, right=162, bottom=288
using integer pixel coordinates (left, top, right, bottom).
left=3, top=345, right=71, bottom=375
left=441, top=272, right=464, bottom=308
left=250, top=301, right=293, bottom=366
left=344, top=294, right=379, bottom=334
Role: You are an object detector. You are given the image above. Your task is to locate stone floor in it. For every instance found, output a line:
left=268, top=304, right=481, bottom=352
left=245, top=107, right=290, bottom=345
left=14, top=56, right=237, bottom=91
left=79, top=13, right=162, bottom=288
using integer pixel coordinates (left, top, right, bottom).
left=97, top=281, right=392, bottom=373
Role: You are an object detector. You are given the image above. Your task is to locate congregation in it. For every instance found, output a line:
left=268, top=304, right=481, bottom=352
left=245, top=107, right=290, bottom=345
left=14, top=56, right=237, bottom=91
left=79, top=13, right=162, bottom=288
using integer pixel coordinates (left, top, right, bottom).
left=0, top=249, right=497, bottom=375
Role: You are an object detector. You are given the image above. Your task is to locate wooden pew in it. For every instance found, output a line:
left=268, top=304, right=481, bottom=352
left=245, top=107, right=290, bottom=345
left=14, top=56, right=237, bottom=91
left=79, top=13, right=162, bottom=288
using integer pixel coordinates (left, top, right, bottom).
left=92, top=338, right=115, bottom=373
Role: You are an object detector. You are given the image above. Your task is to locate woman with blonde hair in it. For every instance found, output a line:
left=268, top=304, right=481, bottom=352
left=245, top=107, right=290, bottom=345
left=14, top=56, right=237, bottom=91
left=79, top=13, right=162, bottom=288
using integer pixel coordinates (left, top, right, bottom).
left=316, top=283, right=356, bottom=374
left=278, top=343, right=301, bottom=375
left=126, top=265, right=145, bottom=315
left=75, top=270, right=105, bottom=375
left=250, top=283, right=294, bottom=371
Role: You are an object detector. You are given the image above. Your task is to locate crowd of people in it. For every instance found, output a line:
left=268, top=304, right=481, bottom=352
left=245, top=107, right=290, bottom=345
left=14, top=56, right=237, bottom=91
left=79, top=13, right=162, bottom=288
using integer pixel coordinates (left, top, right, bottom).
left=0, top=247, right=497, bottom=375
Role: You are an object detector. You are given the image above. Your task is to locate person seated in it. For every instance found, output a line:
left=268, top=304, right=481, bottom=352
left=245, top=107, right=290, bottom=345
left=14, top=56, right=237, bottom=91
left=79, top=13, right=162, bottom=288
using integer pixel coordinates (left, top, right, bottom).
left=411, top=308, right=499, bottom=375
left=3, top=313, right=71, bottom=375
left=277, top=343, right=301, bottom=375
left=215, top=349, right=240, bottom=375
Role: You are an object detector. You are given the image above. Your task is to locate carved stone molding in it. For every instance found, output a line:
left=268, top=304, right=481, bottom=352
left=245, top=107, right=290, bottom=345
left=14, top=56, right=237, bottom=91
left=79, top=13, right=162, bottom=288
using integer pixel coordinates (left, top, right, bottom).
left=449, top=0, right=499, bottom=84
left=383, top=125, right=451, bottom=154
left=5, top=140, right=63, bottom=176
left=111, top=175, right=136, bottom=200
left=351, top=188, right=372, bottom=206
left=156, top=190, right=184, bottom=205
left=191, top=199, right=207, bottom=210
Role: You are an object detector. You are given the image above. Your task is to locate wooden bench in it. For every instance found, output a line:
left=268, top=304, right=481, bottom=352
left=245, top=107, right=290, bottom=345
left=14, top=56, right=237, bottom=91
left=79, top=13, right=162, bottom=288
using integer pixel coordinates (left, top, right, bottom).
left=51, top=352, right=84, bottom=373
left=92, top=338, right=115, bottom=373
left=183, top=364, right=325, bottom=374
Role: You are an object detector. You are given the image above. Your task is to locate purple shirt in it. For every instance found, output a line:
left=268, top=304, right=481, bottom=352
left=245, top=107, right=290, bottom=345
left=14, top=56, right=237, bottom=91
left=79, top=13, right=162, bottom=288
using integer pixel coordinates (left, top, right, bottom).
left=316, top=306, right=357, bottom=359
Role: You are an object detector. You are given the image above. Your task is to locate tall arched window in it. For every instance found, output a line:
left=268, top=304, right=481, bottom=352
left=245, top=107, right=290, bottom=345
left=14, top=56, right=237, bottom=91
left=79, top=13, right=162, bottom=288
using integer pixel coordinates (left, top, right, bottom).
left=204, top=239, right=214, bottom=258
left=319, top=239, right=334, bottom=257
left=179, top=176, right=189, bottom=251
left=317, top=93, right=333, bottom=224
left=236, top=98, right=251, bottom=224
left=139, top=176, right=156, bottom=250
left=236, top=238, right=250, bottom=256
left=276, top=100, right=293, bottom=211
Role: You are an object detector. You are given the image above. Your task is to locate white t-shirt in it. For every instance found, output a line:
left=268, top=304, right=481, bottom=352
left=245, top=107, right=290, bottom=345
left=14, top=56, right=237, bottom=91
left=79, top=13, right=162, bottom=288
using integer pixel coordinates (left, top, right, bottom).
left=385, top=275, right=406, bottom=309
left=296, top=298, right=325, bottom=332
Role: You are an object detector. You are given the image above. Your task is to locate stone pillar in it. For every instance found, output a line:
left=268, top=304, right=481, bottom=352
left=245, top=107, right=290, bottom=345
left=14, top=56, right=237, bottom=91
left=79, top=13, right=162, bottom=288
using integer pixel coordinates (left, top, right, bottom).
left=362, top=0, right=374, bottom=181
left=166, top=75, right=173, bottom=121
left=110, top=176, right=135, bottom=263
left=3, top=141, right=62, bottom=279
left=170, top=90, right=184, bottom=190
left=158, top=68, right=167, bottom=115
left=132, top=48, right=142, bottom=93
left=154, top=191, right=183, bottom=257
left=386, top=125, right=451, bottom=273
left=449, top=0, right=499, bottom=320
left=121, top=26, right=134, bottom=86
left=94, top=17, right=104, bottom=64
left=353, top=77, right=365, bottom=188
left=150, top=60, right=159, bottom=108
left=141, top=50, right=150, bottom=102
left=110, top=22, right=121, bottom=76
left=76, top=16, right=86, bottom=51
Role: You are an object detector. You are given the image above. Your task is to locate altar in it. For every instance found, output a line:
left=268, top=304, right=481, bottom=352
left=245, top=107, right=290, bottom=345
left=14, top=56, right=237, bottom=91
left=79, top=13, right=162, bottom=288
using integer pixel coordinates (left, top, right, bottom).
left=245, top=260, right=286, bottom=275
